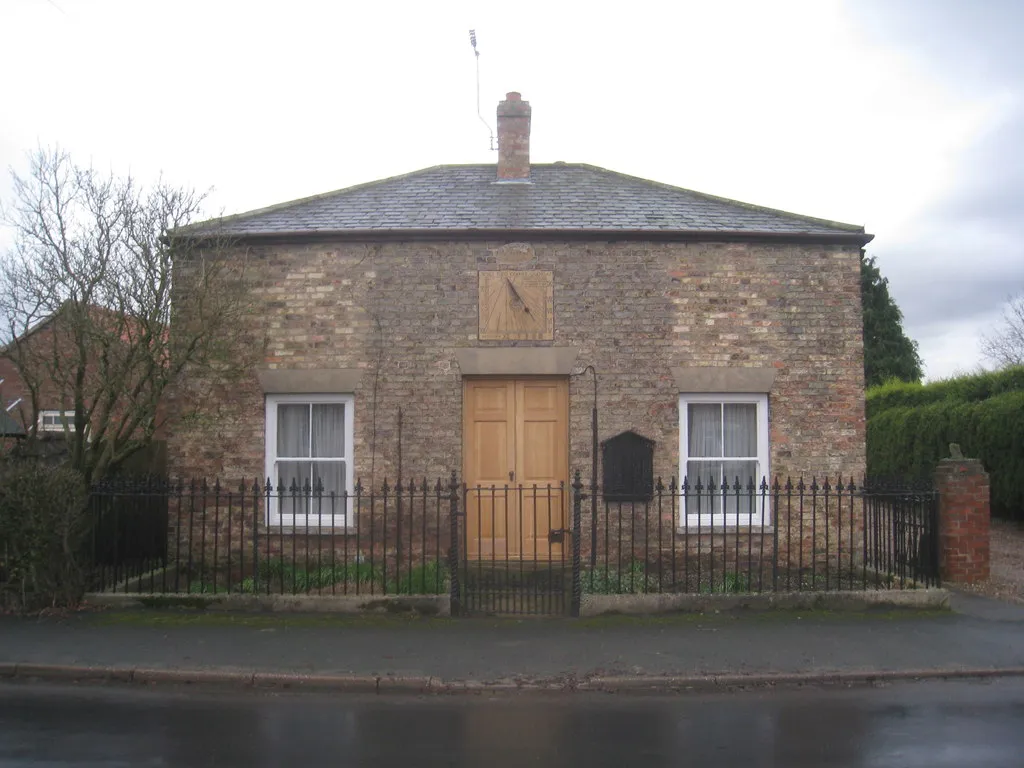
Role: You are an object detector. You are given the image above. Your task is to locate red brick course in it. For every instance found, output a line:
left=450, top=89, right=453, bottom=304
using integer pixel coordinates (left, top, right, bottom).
left=934, top=458, right=990, bottom=584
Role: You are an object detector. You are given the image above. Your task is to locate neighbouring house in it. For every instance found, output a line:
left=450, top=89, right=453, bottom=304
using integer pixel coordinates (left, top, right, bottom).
left=0, top=304, right=167, bottom=474
left=0, top=310, right=87, bottom=441
left=167, top=92, right=870, bottom=580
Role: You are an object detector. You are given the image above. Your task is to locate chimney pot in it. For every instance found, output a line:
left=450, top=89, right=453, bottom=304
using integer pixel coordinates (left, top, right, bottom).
left=496, top=91, right=531, bottom=181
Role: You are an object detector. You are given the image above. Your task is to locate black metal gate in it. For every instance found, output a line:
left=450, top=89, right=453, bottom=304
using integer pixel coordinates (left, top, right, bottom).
left=451, top=478, right=583, bottom=616
left=862, top=480, right=941, bottom=587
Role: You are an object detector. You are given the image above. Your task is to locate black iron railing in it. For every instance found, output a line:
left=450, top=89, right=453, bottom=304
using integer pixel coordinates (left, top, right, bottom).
left=90, top=478, right=451, bottom=597
left=88, top=473, right=940, bottom=610
left=862, top=479, right=940, bottom=588
left=585, top=475, right=941, bottom=597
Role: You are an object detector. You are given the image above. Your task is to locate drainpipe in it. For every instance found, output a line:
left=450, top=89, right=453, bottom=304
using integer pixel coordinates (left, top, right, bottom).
left=578, top=365, right=599, bottom=568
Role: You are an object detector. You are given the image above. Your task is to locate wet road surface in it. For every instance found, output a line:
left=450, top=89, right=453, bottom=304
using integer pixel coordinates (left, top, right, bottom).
left=1, top=678, right=1023, bottom=767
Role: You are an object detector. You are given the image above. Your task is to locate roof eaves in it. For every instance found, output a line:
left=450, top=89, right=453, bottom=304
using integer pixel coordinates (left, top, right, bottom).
left=0, top=308, right=58, bottom=354
left=217, top=227, right=873, bottom=246
left=0, top=303, right=135, bottom=355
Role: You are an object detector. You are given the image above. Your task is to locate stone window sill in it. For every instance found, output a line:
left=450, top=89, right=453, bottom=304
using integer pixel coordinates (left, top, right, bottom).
left=267, top=526, right=358, bottom=537
left=676, top=525, right=772, bottom=536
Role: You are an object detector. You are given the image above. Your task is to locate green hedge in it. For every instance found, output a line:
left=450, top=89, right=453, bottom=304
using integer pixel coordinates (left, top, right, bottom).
left=866, top=390, right=1024, bottom=520
left=0, top=463, right=89, bottom=611
left=866, top=365, right=1024, bottom=419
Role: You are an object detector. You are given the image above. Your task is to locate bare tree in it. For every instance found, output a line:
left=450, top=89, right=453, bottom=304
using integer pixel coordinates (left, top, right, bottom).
left=981, top=293, right=1024, bottom=369
left=0, top=148, right=255, bottom=483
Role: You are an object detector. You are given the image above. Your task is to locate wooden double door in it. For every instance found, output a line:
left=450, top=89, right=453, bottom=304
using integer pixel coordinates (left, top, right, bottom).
left=463, top=377, right=569, bottom=560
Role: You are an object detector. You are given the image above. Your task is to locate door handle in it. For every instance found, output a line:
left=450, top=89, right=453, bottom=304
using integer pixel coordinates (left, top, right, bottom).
left=509, top=470, right=515, bottom=483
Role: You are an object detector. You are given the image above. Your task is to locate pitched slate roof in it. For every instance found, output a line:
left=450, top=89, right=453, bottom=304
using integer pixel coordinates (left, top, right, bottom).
left=182, top=164, right=869, bottom=243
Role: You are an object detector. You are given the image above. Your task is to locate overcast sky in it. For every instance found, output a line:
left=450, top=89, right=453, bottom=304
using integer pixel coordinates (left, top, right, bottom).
left=2, top=0, right=1021, bottom=380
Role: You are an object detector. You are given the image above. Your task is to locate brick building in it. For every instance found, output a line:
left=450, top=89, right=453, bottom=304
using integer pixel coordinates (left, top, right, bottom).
left=0, top=304, right=168, bottom=475
left=169, top=92, right=870, bottom=561
left=0, top=309, right=89, bottom=441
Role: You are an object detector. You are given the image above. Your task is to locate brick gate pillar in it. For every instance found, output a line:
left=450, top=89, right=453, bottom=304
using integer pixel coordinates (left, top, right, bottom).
left=934, top=445, right=990, bottom=585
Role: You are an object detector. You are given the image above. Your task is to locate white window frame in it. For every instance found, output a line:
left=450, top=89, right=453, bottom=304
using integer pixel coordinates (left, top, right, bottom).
left=264, top=394, right=354, bottom=527
left=678, top=393, right=770, bottom=528
left=38, top=409, right=77, bottom=434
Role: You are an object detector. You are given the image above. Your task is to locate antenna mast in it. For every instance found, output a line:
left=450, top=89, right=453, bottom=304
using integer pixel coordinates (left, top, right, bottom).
left=469, top=29, right=496, bottom=151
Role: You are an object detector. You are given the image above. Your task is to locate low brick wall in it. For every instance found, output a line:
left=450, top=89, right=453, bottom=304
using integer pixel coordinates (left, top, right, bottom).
left=581, top=588, right=951, bottom=616
left=86, top=592, right=450, bottom=616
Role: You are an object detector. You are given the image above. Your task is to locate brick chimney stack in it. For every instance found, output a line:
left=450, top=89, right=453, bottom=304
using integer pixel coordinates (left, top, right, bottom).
left=496, top=92, right=531, bottom=181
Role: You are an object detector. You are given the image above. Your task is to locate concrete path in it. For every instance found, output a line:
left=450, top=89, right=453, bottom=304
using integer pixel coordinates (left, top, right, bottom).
left=1, top=591, right=1023, bottom=692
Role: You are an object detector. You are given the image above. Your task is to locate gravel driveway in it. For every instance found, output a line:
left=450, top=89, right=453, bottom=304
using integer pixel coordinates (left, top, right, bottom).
left=959, top=519, right=1024, bottom=603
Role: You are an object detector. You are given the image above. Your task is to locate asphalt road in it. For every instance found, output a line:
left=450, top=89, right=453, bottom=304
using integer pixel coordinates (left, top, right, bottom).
left=1, top=679, right=1023, bottom=767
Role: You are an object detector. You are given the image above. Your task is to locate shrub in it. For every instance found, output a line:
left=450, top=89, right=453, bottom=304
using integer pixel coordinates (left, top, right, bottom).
left=231, top=558, right=381, bottom=594
left=190, top=557, right=450, bottom=596
left=867, top=389, right=1024, bottom=520
left=866, top=365, right=1024, bottom=419
left=387, top=560, right=449, bottom=595
left=583, top=559, right=658, bottom=594
left=700, top=570, right=747, bottom=594
left=0, top=462, right=89, bottom=611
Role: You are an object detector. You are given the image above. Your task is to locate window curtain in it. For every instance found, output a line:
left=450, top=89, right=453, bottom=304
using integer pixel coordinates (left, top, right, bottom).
left=687, top=401, right=759, bottom=516
left=688, top=404, right=721, bottom=457
left=723, top=402, right=758, bottom=491
left=311, top=404, right=345, bottom=457
left=723, top=404, right=756, bottom=457
left=312, top=404, right=346, bottom=506
left=276, top=403, right=347, bottom=519
left=277, top=404, right=310, bottom=458
left=277, top=404, right=311, bottom=495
